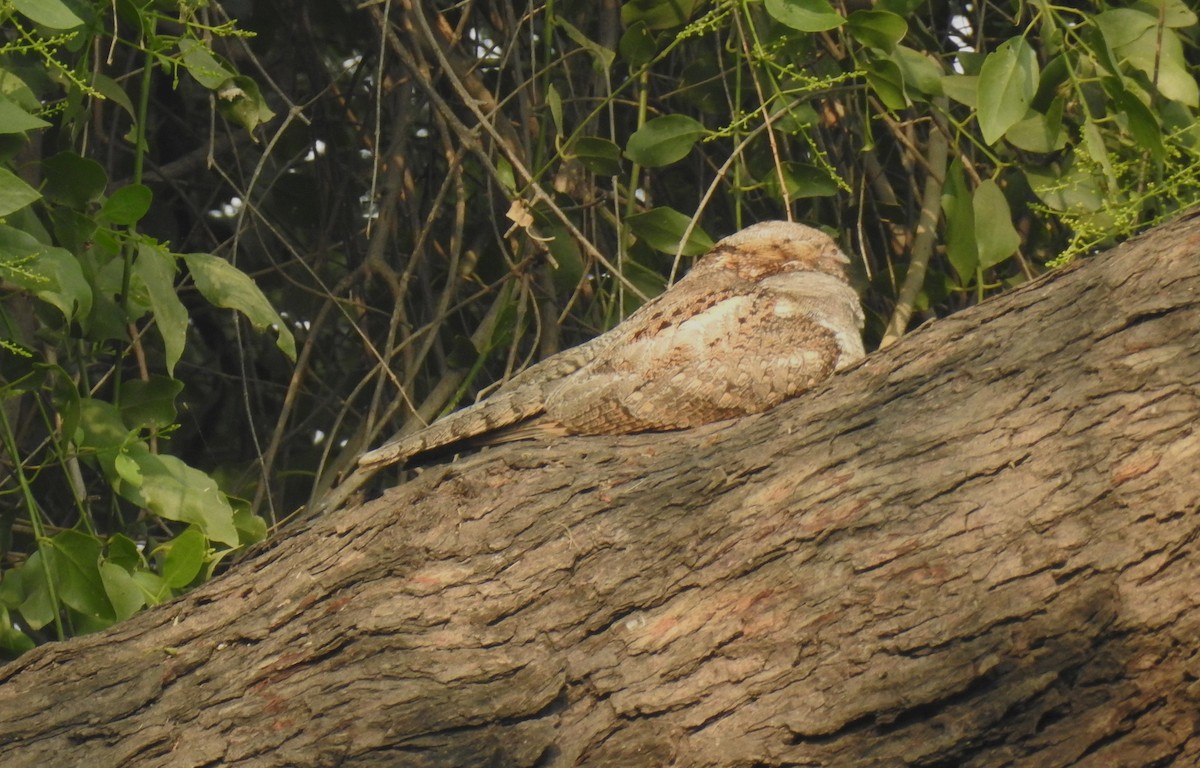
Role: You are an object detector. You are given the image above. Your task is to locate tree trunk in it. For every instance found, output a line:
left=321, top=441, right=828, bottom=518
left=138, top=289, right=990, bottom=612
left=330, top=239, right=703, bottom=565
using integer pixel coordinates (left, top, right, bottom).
left=3, top=210, right=1200, bottom=767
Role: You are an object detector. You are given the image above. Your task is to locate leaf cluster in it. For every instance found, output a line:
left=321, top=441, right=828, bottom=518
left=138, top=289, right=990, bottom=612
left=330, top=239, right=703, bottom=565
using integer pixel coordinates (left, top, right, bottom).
left=0, top=0, right=284, bottom=653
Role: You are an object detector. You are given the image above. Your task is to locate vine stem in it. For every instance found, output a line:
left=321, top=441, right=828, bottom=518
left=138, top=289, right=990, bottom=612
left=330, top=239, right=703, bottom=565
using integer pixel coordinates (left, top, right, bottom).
left=0, top=405, right=65, bottom=640
left=114, top=19, right=157, bottom=401
left=880, top=98, right=949, bottom=349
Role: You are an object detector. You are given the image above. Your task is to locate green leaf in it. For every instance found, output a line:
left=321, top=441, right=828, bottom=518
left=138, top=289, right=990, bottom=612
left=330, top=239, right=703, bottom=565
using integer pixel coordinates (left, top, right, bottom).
left=625, top=115, right=705, bottom=167
left=766, top=101, right=819, bottom=133
left=86, top=286, right=131, bottom=343
left=954, top=51, right=988, bottom=76
left=1116, top=27, right=1198, bottom=107
left=973, top=179, right=1020, bottom=270
left=215, top=76, right=276, bottom=134
left=494, top=155, right=517, bottom=193
left=11, top=0, right=85, bottom=29
left=121, top=375, right=183, bottom=430
left=1092, top=9, right=1157, bottom=50
left=977, top=37, right=1039, bottom=145
left=34, top=248, right=92, bottom=323
left=764, top=162, right=841, bottom=199
left=571, top=136, right=623, bottom=176
left=99, top=561, right=145, bottom=621
left=49, top=205, right=97, bottom=255
left=0, top=67, right=39, bottom=113
left=0, top=607, right=36, bottom=655
left=620, top=0, right=704, bottom=30
left=41, top=152, right=108, bottom=208
left=1132, top=0, right=1196, bottom=27
left=558, top=19, right=615, bottom=73
left=0, top=567, right=24, bottom=610
left=1110, top=89, right=1164, bottom=162
left=764, top=0, right=845, bottom=32
left=616, top=257, right=668, bottom=316
left=182, top=252, right=297, bottom=361
left=1033, top=54, right=1070, bottom=111
left=893, top=45, right=944, bottom=97
left=48, top=530, right=114, bottom=622
left=76, top=398, right=130, bottom=452
left=848, top=10, right=907, bottom=52
left=101, top=184, right=153, bottom=225
left=132, top=570, right=171, bottom=606
left=133, top=243, right=188, bottom=375
left=234, top=508, right=268, bottom=545
left=16, top=552, right=55, bottom=630
left=1082, top=121, right=1117, bottom=188
left=940, top=74, right=978, bottom=108
left=114, top=450, right=143, bottom=487
left=864, top=56, right=907, bottom=110
left=619, top=21, right=656, bottom=68
left=161, top=527, right=206, bottom=589
left=0, top=95, right=50, bottom=134
left=1004, top=102, right=1067, bottom=153
left=120, top=448, right=240, bottom=547
left=0, top=224, right=92, bottom=321
left=176, top=38, right=234, bottom=90
left=538, top=218, right=586, bottom=294
left=546, top=84, right=563, bottom=137
left=625, top=207, right=714, bottom=257
left=940, top=158, right=976, bottom=284
left=0, top=167, right=40, bottom=215
left=91, top=74, right=137, bottom=120
left=107, top=534, right=144, bottom=571
left=876, top=0, right=923, bottom=14
left=1081, top=25, right=1123, bottom=79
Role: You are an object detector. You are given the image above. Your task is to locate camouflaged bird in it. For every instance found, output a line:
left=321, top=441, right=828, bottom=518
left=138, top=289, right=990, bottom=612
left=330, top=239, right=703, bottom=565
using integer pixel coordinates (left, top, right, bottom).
left=356, top=220, right=865, bottom=471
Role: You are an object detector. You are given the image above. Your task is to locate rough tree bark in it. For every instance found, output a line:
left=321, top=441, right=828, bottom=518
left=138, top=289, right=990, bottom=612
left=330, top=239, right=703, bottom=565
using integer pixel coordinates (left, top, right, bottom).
left=2, top=210, right=1200, bottom=767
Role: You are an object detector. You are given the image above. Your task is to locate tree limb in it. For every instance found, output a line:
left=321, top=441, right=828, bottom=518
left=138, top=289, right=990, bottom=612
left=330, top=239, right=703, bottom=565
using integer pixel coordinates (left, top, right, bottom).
left=2, top=210, right=1199, bottom=766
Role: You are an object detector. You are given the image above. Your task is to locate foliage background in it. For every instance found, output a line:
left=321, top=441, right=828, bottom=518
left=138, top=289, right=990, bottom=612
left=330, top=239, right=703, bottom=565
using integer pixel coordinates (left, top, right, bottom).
left=1, top=0, right=1197, bottom=652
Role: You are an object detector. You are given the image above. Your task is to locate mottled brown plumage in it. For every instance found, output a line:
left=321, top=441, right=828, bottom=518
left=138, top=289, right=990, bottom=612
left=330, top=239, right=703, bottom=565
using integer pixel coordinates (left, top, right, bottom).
left=358, top=221, right=865, bottom=469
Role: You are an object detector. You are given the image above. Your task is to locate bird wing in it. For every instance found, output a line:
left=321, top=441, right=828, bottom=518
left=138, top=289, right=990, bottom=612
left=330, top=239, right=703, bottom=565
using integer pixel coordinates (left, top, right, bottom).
left=544, top=282, right=846, bottom=434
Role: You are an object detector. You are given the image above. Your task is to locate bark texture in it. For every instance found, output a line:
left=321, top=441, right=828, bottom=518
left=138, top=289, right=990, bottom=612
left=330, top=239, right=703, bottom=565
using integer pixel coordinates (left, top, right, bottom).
left=2, top=210, right=1200, bottom=767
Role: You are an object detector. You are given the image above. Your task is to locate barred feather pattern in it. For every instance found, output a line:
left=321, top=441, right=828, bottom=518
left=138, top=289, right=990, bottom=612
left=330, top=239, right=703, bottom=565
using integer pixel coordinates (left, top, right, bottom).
left=357, top=221, right=865, bottom=469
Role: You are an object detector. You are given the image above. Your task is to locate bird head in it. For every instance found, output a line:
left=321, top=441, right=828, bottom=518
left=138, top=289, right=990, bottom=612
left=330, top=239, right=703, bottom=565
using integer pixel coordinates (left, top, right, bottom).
left=703, top=221, right=851, bottom=282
